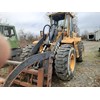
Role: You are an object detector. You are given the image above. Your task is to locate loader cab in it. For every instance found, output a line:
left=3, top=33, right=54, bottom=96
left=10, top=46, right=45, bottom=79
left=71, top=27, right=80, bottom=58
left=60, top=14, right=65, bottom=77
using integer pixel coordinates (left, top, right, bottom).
left=0, top=24, right=19, bottom=49
left=0, top=24, right=22, bottom=59
left=49, top=12, right=74, bottom=37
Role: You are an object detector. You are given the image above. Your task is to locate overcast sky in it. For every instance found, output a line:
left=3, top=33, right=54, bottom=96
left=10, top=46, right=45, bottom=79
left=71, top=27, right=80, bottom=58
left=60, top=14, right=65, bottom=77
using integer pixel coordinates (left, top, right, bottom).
left=78, top=12, right=100, bottom=33
left=0, top=12, right=100, bottom=35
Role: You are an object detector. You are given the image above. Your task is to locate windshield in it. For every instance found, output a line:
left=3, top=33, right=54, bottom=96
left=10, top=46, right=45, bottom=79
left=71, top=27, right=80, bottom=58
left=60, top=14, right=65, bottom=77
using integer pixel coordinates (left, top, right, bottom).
left=4, top=27, right=15, bottom=37
left=58, top=20, right=64, bottom=26
left=58, top=19, right=68, bottom=28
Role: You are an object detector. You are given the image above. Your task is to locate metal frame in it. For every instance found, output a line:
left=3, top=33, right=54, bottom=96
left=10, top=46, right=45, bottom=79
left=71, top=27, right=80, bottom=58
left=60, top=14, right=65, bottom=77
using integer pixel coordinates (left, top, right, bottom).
left=3, top=51, right=53, bottom=87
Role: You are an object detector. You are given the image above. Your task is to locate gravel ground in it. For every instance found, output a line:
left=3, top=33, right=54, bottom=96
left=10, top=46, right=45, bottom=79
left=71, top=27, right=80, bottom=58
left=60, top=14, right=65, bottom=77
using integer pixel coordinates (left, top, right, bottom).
left=52, top=40, right=100, bottom=87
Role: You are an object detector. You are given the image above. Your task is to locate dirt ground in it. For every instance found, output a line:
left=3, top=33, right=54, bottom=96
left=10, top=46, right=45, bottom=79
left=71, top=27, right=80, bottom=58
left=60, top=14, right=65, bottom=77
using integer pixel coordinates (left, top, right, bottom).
left=0, top=40, right=100, bottom=87
left=52, top=40, right=100, bottom=87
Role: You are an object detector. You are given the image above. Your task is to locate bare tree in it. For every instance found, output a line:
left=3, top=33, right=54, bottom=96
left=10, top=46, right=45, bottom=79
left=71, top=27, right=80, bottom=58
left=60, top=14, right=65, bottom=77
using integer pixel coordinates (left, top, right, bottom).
left=18, top=29, right=27, bottom=40
left=73, top=12, right=80, bottom=36
left=18, top=29, right=39, bottom=47
left=81, top=30, right=89, bottom=40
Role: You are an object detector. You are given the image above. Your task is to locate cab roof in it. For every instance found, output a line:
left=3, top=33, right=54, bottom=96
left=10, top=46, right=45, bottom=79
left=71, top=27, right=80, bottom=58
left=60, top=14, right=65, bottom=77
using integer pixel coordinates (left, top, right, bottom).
left=0, top=24, right=15, bottom=27
left=49, top=12, right=74, bottom=21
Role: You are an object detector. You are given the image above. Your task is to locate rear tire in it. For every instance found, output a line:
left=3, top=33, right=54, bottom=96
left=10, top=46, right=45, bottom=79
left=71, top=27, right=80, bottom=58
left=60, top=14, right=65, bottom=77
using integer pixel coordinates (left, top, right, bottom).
left=77, top=41, right=84, bottom=62
left=55, top=44, right=76, bottom=81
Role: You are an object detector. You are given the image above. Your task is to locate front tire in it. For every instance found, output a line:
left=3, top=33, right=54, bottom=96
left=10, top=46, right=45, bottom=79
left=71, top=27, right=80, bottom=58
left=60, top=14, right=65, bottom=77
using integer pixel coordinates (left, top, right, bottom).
left=20, top=44, right=34, bottom=61
left=55, top=44, right=76, bottom=81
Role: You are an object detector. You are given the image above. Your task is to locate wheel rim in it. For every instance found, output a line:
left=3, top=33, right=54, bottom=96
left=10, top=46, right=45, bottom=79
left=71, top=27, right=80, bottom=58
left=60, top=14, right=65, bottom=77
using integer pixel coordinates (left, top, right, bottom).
left=70, top=53, right=75, bottom=72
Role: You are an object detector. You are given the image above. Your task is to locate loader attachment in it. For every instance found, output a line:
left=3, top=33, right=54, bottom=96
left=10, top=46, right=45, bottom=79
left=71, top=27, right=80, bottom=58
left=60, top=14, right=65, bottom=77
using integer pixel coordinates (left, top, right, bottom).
left=0, top=51, right=53, bottom=87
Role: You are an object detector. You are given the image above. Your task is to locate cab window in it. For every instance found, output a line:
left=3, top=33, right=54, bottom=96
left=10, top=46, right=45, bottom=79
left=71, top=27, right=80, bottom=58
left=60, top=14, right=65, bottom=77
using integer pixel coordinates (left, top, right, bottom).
left=4, top=27, right=15, bottom=37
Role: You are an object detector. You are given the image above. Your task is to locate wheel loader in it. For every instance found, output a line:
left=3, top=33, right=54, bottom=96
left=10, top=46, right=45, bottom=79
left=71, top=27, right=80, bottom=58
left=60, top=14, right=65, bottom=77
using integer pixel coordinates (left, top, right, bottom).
left=0, top=12, right=84, bottom=87
left=0, top=24, right=22, bottom=60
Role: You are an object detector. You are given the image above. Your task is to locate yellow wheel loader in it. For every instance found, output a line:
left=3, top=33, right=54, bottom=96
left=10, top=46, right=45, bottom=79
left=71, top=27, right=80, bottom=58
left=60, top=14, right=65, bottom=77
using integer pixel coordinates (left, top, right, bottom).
left=0, top=12, right=84, bottom=87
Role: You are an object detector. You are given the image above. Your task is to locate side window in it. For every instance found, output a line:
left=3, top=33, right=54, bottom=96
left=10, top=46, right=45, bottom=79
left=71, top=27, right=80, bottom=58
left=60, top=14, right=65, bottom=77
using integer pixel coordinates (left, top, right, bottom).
left=10, top=28, right=15, bottom=35
left=70, top=18, right=72, bottom=32
left=4, top=27, right=9, bottom=36
left=65, top=21, right=68, bottom=28
left=0, top=26, right=2, bottom=33
left=70, top=17, right=73, bottom=37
